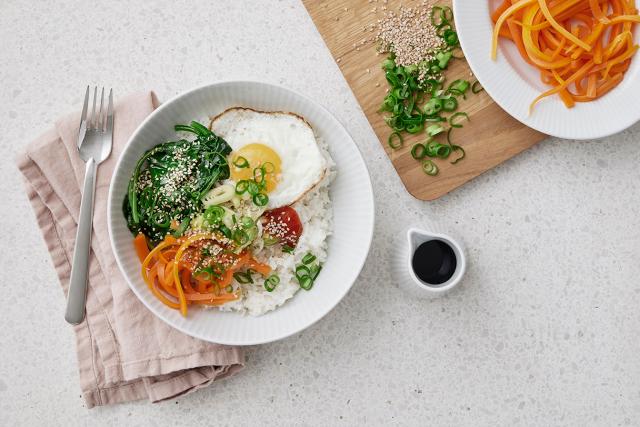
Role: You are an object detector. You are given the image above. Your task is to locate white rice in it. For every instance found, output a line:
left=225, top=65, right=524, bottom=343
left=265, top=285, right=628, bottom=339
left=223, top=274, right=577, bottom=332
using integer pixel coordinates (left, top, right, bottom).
left=219, top=137, right=335, bottom=316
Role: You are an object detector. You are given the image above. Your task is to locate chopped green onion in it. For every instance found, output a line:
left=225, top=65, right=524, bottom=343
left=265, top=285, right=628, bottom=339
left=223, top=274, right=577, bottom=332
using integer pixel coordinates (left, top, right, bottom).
left=443, top=29, right=459, bottom=46
left=449, top=112, right=470, bottom=128
left=436, top=23, right=452, bottom=37
left=436, top=51, right=452, bottom=69
left=225, top=285, right=234, bottom=293
left=235, top=180, right=249, bottom=195
left=233, top=156, right=249, bottom=168
left=295, top=265, right=311, bottom=280
left=448, top=79, right=470, bottom=95
left=233, top=229, right=250, bottom=246
left=253, top=193, right=269, bottom=207
left=264, top=274, right=280, bottom=292
left=263, top=234, right=279, bottom=246
left=406, top=122, right=424, bottom=134
left=442, top=97, right=458, bottom=112
left=253, top=166, right=266, bottom=184
left=423, top=98, right=443, bottom=115
left=411, top=143, right=427, bottom=160
left=262, top=162, right=276, bottom=174
left=436, top=145, right=451, bottom=158
left=471, top=81, right=484, bottom=94
left=302, top=253, right=317, bottom=265
left=450, top=145, right=466, bottom=164
left=309, top=264, right=322, bottom=280
left=233, top=271, right=254, bottom=284
left=388, top=132, right=403, bottom=150
left=422, top=159, right=439, bottom=176
left=282, top=245, right=294, bottom=254
left=204, top=205, right=225, bottom=225
left=218, top=224, right=232, bottom=239
left=430, top=6, right=446, bottom=28
left=299, top=276, right=313, bottom=290
left=247, top=181, right=260, bottom=196
left=441, top=5, right=454, bottom=21
left=240, top=216, right=255, bottom=229
left=427, top=124, right=445, bottom=137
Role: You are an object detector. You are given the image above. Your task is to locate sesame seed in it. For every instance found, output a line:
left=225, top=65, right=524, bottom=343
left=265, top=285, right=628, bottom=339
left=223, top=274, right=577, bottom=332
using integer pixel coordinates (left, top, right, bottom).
left=376, top=3, right=445, bottom=69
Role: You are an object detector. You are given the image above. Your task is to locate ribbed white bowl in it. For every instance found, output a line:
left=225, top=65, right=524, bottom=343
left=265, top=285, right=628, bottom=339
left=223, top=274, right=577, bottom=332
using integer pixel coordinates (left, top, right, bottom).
left=107, top=81, right=375, bottom=345
left=454, top=0, right=640, bottom=139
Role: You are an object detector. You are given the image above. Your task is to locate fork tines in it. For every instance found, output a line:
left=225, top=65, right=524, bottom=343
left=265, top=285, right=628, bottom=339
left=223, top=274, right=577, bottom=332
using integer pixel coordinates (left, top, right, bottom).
left=80, top=86, right=114, bottom=132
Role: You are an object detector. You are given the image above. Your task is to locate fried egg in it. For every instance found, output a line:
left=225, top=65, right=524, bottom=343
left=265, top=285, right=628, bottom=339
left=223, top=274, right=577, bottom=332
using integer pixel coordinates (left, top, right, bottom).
left=210, top=108, right=327, bottom=208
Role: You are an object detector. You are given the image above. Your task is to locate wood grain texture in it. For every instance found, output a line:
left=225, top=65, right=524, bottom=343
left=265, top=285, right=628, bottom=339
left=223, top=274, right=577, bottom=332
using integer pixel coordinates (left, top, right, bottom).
left=303, top=0, right=547, bottom=200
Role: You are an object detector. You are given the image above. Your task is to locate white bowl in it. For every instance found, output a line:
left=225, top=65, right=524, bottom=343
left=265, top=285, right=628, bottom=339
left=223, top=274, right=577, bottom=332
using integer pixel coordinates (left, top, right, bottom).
left=453, top=0, right=640, bottom=139
left=107, top=81, right=375, bottom=345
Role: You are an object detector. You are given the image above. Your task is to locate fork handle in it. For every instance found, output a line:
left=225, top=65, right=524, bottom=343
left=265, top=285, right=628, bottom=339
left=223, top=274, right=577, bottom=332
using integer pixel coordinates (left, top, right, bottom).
left=65, top=158, right=97, bottom=325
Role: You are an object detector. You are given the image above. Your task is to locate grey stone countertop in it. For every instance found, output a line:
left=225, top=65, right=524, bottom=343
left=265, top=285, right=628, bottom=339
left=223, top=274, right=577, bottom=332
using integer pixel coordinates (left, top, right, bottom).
left=1, top=0, right=639, bottom=425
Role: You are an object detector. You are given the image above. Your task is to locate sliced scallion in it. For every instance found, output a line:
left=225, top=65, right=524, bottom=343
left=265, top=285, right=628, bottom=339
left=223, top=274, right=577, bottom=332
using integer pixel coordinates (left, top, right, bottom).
left=422, top=159, right=439, bottom=176
left=388, top=132, right=403, bottom=150
left=233, top=156, right=249, bottom=169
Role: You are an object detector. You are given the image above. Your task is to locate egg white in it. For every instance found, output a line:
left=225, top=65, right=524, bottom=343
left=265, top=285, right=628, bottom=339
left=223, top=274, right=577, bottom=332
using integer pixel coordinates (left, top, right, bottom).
left=210, top=108, right=327, bottom=208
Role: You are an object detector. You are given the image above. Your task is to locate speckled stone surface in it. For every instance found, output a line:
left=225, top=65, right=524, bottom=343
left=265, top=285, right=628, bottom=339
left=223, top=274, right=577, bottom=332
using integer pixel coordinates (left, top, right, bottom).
left=2, top=0, right=640, bottom=425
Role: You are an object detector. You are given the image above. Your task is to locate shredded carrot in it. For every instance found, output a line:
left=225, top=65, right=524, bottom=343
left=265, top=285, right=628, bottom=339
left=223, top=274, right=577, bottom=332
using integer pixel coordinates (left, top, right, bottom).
left=133, top=233, right=150, bottom=263
left=136, top=233, right=253, bottom=317
left=492, top=0, right=640, bottom=112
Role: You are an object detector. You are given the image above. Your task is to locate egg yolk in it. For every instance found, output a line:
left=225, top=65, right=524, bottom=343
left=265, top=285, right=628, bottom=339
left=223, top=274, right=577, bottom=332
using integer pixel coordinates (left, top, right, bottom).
left=230, top=143, right=281, bottom=193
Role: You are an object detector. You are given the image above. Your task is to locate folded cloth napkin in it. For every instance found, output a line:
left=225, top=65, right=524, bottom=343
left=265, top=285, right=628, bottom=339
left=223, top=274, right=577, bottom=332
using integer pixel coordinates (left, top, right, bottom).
left=16, top=91, right=244, bottom=408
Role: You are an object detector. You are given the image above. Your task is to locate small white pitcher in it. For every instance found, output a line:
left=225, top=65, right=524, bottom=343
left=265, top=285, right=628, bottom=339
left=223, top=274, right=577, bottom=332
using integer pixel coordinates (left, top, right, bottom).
left=393, top=227, right=467, bottom=298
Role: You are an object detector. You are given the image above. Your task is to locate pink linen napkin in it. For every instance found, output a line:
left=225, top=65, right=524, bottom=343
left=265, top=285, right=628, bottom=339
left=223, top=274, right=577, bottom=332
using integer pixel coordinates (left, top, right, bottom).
left=15, top=91, right=244, bottom=408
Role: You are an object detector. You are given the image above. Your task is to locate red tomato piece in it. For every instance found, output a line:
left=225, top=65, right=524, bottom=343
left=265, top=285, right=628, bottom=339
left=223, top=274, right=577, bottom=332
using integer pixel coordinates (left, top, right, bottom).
left=262, top=206, right=303, bottom=248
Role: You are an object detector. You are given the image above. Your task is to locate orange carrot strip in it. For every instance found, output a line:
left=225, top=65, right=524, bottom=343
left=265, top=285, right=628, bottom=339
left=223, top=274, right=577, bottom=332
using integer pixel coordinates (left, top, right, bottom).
left=538, top=0, right=592, bottom=51
left=492, top=0, right=537, bottom=60
left=133, top=234, right=150, bottom=263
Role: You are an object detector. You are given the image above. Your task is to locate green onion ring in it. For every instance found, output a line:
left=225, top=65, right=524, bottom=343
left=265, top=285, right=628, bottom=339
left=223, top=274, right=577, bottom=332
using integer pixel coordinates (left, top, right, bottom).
left=262, top=162, right=276, bottom=174
left=430, top=6, right=446, bottom=27
left=441, top=6, right=454, bottom=21
left=427, top=124, right=445, bottom=137
left=233, top=229, right=250, bottom=246
left=442, top=97, right=458, bottom=112
left=309, top=264, right=322, bottom=280
left=295, top=265, right=311, bottom=280
left=472, top=81, right=484, bottom=94
left=450, top=145, right=466, bottom=164
left=411, top=144, right=427, bottom=160
left=302, top=253, right=317, bottom=265
left=233, top=156, right=249, bottom=169
left=422, top=159, right=439, bottom=176
left=264, top=274, right=280, bottom=292
left=253, top=167, right=266, bottom=184
left=406, top=122, right=424, bottom=134
left=252, top=193, right=269, bottom=207
left=233, top=271, right=254, bottom=284
left=449, top=112, right=470, bottom=128
left=235, top=180, right=249, bottom=195
left=263, top=234, right=279, bottom=246
left=299, top=276, right=313, bottom=290
left=388, top=132, right=403, bottom=150
left=247, top=180, right=260, bottom=196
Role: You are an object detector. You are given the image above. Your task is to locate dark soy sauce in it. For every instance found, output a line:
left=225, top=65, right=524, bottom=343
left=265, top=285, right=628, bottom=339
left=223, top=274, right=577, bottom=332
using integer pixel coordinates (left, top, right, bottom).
left=411, top=240, right=457, bottom=285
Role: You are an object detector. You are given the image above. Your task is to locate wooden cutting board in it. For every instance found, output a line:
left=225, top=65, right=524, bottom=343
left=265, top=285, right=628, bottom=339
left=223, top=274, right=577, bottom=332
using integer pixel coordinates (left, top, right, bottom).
left=303, top=0, right=547, bottom=200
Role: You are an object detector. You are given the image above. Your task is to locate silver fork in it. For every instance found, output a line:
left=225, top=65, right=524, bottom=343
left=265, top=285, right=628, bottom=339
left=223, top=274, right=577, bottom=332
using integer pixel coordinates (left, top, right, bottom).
left=65, top=86, right=114, bottom=325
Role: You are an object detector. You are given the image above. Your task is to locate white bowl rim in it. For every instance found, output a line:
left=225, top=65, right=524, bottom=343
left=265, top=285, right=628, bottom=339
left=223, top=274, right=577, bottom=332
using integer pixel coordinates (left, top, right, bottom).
left=106, top=80, right=376, bottom=345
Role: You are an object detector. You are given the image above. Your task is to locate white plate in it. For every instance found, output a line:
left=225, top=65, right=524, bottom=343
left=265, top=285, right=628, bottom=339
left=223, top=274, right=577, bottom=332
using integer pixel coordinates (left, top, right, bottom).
left=453, top=0, right=640, bottom=139
left=107, top=81, right=375, bottom=345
